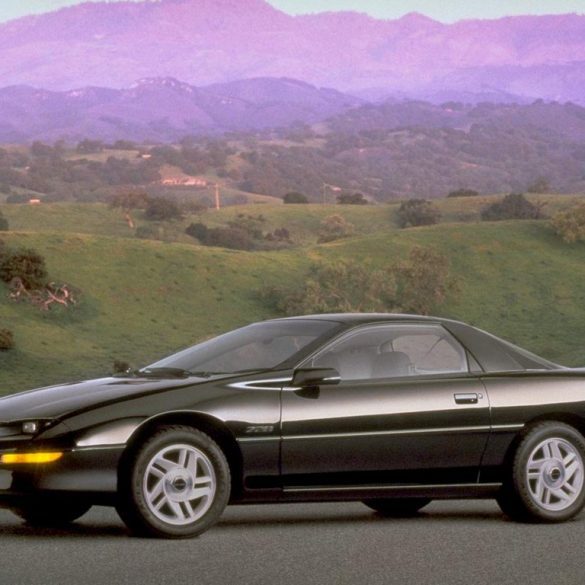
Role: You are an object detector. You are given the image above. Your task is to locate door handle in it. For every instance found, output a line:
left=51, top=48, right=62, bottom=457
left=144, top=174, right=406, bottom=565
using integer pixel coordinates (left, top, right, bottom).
left=454, top=393, right=479, bottom=404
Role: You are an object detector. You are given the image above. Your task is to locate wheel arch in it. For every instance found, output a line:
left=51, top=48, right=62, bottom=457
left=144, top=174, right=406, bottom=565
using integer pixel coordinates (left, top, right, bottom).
left=119, top=411, right=244, bottom=499
left=501, top=413, right=585, bottom=472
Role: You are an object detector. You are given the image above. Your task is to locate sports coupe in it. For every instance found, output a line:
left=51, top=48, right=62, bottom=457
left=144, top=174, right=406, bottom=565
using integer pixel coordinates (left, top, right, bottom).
left=1, top=313, right=585, bottom=538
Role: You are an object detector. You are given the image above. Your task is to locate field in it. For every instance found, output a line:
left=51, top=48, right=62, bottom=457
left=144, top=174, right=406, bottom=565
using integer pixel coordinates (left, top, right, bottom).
left=1, top=194, right=585, bottom=394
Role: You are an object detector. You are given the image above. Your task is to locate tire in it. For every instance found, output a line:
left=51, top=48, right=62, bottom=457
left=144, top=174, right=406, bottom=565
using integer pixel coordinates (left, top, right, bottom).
left=363, top=498, right=431, bottom=517
left=116, top=425, right=231, bottom=539
left=11, top=499, right=91, bottom=526
left=497, top=422, right=585, bottom=523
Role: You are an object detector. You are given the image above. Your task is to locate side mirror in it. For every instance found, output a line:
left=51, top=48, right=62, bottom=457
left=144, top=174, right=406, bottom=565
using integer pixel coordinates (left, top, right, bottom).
left=292, top=367, right=340, bottom=388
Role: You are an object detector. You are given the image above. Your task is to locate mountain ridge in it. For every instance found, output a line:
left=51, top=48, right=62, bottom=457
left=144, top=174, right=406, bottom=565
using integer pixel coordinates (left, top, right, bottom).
left=0, top=1, right=584, bottom=101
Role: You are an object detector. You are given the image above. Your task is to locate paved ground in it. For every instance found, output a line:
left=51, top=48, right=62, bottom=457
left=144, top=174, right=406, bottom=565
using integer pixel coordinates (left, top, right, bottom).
left=0, top=500, right=583, bottom=585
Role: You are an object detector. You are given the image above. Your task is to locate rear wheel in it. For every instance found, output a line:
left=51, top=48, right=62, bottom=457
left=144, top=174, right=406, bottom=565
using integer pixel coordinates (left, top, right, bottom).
left=116, top=425, right=230, bottom=539
left=363, top=498, right=431, bottom=517
left=497, top=422, right=585, bottom=523
left=11, top=499, right=91, bottom=526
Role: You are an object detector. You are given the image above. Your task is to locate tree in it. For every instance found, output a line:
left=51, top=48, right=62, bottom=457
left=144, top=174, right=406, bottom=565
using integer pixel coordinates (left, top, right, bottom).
left=144, top=197, right=183, bottom=221
left=109, top=190, right=150, bottom=228
left=481, top=193, right=543, bottom=221
left=0, top=248, right=48, bottom=290
left=394, top=247, right=458, bottom=315
left=76, top=139, right=104, bottom=154
left=0, top=328, right=14, bottom=351
left=261, top=260, right=398, bottom=315
left=260, top=246, right=457, bottom=317
left=0, top=211, right=8, bottom=231
left=527, top=177, right=551, bottom=194
left=317, top=214, right=354, bottom=243
left=337, top=192, right=368, bottom=205
left=396, top=199, right=441, bottom=228
left=551, top=203, right=585, bottom=243
left=283, top=192, right=309, bottom=204
left=185, top=223, right=208, bottom=242
left=447, top=189, right=479, bottom=198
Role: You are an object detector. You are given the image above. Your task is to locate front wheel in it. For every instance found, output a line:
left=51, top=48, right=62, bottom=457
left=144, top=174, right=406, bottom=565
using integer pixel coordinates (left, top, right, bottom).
left=116, top=426, right=231, bottom=539
left=363, top=498, right=431, bottom=517
left=498, top=422, right=585, bottom=523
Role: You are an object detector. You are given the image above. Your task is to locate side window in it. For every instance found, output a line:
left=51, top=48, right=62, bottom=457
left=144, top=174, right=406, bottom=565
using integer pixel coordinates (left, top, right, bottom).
left=310, top=324, right=468, bottom=381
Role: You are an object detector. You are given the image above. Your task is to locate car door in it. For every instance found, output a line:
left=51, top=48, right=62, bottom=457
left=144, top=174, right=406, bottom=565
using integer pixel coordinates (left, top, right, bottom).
left=280, top=323, right=490, bottom=488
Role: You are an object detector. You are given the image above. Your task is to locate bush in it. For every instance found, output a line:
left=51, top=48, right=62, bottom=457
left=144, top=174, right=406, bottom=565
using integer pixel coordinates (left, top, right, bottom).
left=551, top=203, right=585, bottom=243
left=5, top=193, right=29, bottom=204
left=261, top=260, right=398, bottom=315
left=396, top=199, right=440, bottom=228
left=395, top=247, right=458, bottom=315
left=135, top=224, right=161, bottom=240
left=205, top=227, right=254, bottom=250
left=185, top=222, right=208, bottom=242
left=0, top=328, right=14, bottom=351
left=447, top=189, right=479, bottom=198
left=261, top=246, right=457, bottom=317
left=0, top=248, right=48, bottom=290
left=283, top=192, right=309, bottom=204
left=337, top=192, right=368, bottom=205
left=317, top=214, right=354, bottom=243
left=481, top=193, right=543, bottom=221
left=0, top=211, right=8, bottom=231
left=144, top=197, right=183, bottom=221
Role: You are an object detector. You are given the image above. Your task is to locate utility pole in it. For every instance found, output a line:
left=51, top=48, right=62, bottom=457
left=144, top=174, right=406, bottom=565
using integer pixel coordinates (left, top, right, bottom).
left=214, top=182, right=221, bottom=211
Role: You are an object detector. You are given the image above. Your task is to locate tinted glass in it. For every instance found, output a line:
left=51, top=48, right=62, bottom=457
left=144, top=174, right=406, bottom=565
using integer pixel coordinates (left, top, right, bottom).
left=309, top=324, right=468, bottom=381
left=147, top=320, right=338, bottom=374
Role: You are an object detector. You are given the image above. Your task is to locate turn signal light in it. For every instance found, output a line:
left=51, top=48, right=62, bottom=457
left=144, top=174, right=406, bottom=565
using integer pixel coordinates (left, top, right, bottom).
left=0, top=452, right=63, bottom=464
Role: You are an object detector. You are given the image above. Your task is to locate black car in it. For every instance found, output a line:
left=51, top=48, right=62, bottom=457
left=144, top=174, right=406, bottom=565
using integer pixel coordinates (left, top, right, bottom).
left=0, top=313, right=584, bottom=538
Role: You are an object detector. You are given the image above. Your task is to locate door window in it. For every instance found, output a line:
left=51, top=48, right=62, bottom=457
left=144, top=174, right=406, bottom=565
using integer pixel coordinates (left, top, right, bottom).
left=309, top=324, right=468, bottom=381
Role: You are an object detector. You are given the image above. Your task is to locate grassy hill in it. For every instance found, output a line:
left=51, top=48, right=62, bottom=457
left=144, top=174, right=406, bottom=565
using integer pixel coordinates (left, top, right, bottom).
left=1, top=197, right=585, bottom=394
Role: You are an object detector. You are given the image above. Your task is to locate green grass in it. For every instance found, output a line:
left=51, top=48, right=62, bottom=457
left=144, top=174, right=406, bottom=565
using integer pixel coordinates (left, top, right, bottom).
left=2, top=196, right=585, bottom=394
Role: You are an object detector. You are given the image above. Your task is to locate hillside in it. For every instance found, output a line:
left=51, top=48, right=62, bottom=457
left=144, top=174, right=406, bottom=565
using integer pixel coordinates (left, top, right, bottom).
left=1, top=2, right=585, bottom=104
left=2, top=200, right=585, bottom=394
left=0, top=78, right=363, bottom=142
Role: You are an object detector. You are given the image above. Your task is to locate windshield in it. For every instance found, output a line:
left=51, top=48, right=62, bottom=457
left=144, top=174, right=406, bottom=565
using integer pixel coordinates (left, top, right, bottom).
left=145, top=319, right=338, bottom=375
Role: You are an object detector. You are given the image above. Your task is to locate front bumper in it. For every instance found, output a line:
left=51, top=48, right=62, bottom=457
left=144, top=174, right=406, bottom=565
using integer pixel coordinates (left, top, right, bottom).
left=0, top=445, right=124, bottom=507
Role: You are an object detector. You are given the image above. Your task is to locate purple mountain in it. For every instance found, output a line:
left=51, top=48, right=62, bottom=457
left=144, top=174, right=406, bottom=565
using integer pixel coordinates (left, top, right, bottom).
left=0, top=0, right=585, bottom=103
left=0, top=77, right=363, bottom=142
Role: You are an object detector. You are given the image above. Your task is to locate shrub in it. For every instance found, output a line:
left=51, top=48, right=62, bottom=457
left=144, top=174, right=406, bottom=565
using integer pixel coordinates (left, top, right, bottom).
left=317, top=214, right=354, bottom=243
left=0, top=328, right=14, bottom=351
left=112, top=359, right=131, bottom=374
left=185, top=223, right=208, bottom=242
left=261, top=246, right=457, bottom=317
left=551, top=203, right=585, bottom=243
left=447, top=189, right=479, bottom=198
left=261, top=260, right=398, bottom=315
left=204, top=227, right=254, bottom=250
left=481, top=193, right=543, bottom=221
left=0, top=248, right=48, bottom=290
left=5, top=193, right=29, bottom=204
left=145, top=197, right=183, bottom=221
left=283, top=192, right=309, bottom=204
left=394, top=247, right=458, bottom=315
left=337, top=192, right=368, bottom=205
left=396, top=199, right=440, bottom=228
left=135, top=224, right=161, bottom=240
left=0, top=211, right=8, bottom=231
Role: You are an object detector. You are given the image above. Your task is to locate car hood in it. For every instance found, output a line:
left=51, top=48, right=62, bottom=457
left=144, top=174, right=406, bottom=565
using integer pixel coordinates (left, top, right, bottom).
left=0, top=374, right=217, bottom=421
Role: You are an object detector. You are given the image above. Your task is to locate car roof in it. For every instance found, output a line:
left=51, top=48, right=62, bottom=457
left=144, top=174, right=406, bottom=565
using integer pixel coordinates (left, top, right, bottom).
left=274, top=313, right=455, bottom=325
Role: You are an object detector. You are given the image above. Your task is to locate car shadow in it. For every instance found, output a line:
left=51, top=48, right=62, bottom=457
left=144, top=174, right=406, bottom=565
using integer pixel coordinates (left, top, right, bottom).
left=0, top=503, right=550, bottom=539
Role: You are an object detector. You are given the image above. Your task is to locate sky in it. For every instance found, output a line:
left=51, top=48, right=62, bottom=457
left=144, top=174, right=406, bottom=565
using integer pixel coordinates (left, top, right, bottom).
left=0, top=0, right=584, bottom=24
